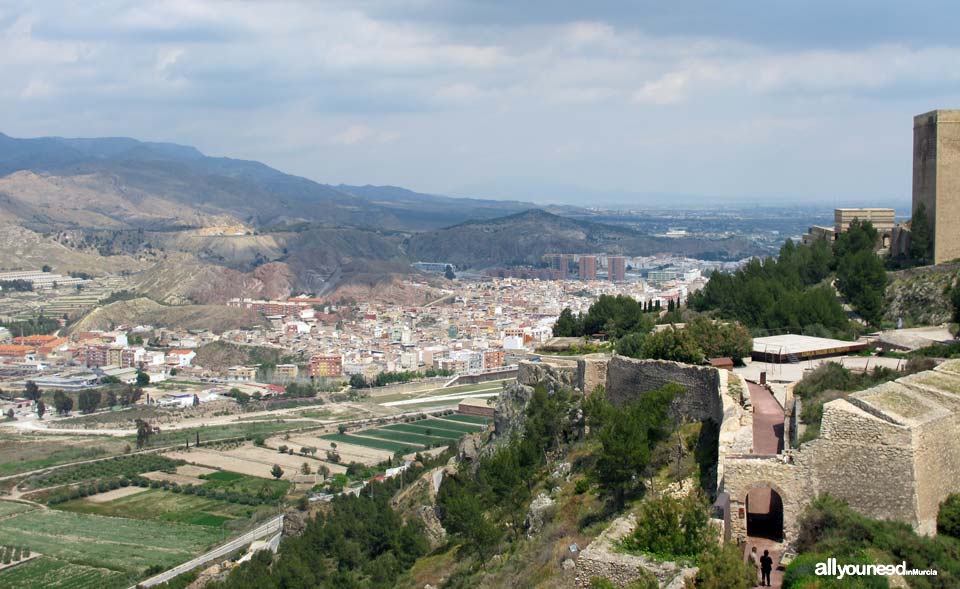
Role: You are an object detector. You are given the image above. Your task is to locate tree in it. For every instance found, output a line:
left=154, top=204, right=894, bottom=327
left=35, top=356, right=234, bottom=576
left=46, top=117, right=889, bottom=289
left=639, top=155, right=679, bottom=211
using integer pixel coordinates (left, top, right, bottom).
left=349, top=374, right=367, bottom=389
left=301, top=462, right=312, bottom=475
left=909, top=201, right=933, bottom=266
left=36, top=400, right=45, bottom=420
left=938, top=493, right=960, bottom=538
left=53, top=390, right=73, bottom=415
left=136, top=371, right=150, bottom=386
left=951, top=282, right=960, bottom=325
left=24, top=381, right=41, bottom=402
left=41, top=265, right=51, bottom=273
left=271, top=464, right=284, bottom=480
left=641, top=326, right=705, bottom=364
left=78, top=390, right=101, bottom=414
left=4, top=408, right=13, bottom=420
left=337, top=424, right=348, bottom=435
left=595, top=384, right=678, bottom=507
left=444, top=265, right=456, bottom=280
left=135, top=418, right=153, bottom=449
left=836, top=248, right=887, bottom=326
left=193, top=394, right=200, bottom=407
left=616, top=332, right=647, bottom=359
left=552, top=308, right=580, bottom=337
left=105, top=390, right=117, bottom=407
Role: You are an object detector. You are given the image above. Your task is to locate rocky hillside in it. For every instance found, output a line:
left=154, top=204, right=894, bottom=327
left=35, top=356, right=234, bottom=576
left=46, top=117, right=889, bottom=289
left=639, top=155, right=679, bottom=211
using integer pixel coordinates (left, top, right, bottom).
left=884, top=262, right=960, bottom=327
left=0, top=223, right=147, bottom=276
left=131, top=253, right=294, bottom=305
left=66, top=297, right=267, bottom=334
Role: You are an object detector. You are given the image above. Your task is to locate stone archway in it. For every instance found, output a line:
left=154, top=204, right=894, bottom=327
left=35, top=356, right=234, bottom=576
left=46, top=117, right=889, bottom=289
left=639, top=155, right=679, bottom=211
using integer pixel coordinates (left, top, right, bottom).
left=746, top=485, right=784, bottom=542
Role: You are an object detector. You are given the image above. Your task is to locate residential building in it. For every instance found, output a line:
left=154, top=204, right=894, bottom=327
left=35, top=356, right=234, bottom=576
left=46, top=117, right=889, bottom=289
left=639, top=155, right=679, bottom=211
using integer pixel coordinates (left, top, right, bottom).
left=579, top=255, right=597, bottom=280
left=608, top=256, right=626, bottom=282
left=309, top=354, right=343, bottom=378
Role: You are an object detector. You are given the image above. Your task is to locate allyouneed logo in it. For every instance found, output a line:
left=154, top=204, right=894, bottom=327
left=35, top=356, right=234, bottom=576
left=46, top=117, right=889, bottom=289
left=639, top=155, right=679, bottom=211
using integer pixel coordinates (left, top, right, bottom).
left=815, top=558, right=938, bottom=580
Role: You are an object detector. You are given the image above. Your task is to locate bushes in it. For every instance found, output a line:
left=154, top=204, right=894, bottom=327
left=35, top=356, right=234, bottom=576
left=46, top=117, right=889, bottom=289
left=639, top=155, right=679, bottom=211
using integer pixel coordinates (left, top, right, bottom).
left=939, top=494, right=960, bottom=538
left=622, top=492, right=712, bottom=562
left=683, top=543, right=756, bottom=589
left=783, top=553, right=889, bottom=588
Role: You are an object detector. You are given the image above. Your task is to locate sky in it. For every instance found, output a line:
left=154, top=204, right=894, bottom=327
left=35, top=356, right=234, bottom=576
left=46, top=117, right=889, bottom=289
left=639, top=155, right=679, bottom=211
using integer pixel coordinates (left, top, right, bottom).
left=2, top=0, right=959, bottom=207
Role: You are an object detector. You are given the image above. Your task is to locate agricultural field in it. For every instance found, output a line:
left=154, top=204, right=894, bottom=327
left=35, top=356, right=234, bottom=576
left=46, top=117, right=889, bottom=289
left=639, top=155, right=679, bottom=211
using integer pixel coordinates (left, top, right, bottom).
left=23, top=453, right=182, bottom=490
left=55, top=487, right=262, bottom=527
left=440, top=414, right=493, bottom=426
left=0, top=434, right=125, bottom=478
left=320, top=433, right=418, bottom=454
left=0, top=505, right=222, bottom=583
left=356, top=429, right=457, bottom=447
left=198, top=470, right=291, bottom=501
left=0, top=555, right=127, bottom=589
left=409, top=418, right=484, bottom=434
left=382, top=422, right=472, bottom=438
left=134, top=419, right=316, bottom=447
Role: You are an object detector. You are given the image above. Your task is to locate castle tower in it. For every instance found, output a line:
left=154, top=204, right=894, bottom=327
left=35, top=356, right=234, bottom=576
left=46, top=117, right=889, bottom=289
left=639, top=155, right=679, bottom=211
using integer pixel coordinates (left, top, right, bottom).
left=913, top=110, right=960, bottom=264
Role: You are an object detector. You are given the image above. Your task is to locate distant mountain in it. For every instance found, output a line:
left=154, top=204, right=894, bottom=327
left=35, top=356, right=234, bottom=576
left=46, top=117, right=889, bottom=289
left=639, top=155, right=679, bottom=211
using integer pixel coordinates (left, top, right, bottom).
left=405, top=209, right=760, bottom=268
left=337, top=184, right=540, bottom=230
left=0, top=132, right=545, bottom=232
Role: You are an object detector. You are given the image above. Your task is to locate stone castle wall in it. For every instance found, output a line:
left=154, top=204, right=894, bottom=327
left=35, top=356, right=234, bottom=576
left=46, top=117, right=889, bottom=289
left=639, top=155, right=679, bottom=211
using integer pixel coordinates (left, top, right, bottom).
left=603, top=356, right=724, bottom=425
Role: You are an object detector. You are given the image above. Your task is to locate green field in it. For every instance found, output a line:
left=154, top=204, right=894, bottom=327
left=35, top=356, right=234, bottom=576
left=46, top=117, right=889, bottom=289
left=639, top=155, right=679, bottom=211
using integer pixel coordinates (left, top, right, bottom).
left=56, top=488, right=257, bottom=527
left=0, top=445, right=109, bottom=478
left=0, top=507, right=221, bottom=577
left=133, top=420, right=315, bottom=447
left=440, top=414, right=493, bottom=426
left=320, top=433, right=418, bottom=453
left=24, top=454, right=182, bottom=490
left=0, top=556, right=127, bottom=589
left=413, top=419, right=483, bottom=434
left=199, top=470, right=291, bottom=501
left=356, top=429, right=457, bottom=446
left=0, top=501, right=35, bottom=517
left=381, top=423, right=468, bottom=438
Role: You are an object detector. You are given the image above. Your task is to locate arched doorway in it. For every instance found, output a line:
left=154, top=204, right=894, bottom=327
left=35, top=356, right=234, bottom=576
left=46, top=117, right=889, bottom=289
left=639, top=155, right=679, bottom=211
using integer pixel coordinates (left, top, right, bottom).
left=746, top=486, right=784, bottom=542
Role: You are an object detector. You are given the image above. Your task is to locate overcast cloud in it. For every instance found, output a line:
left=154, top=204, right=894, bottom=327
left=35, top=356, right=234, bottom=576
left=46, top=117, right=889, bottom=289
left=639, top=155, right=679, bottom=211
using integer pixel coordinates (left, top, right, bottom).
left=1, top=0, right=958, bottom=206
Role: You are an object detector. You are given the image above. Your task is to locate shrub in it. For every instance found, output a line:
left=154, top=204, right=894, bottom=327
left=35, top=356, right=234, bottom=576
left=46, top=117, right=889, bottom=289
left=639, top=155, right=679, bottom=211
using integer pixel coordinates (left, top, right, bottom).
left=574, top=479, right=591, bottom=495
left=622, top=492, right=711, bottom=562
left=938, top=494, right=960, bottom=539
left=683, top=543, right=755, bottom=589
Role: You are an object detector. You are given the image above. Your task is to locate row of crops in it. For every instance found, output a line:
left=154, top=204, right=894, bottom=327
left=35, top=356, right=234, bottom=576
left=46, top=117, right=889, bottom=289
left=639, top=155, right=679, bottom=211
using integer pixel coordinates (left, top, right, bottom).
left=319, top=414, right=492, bottom=454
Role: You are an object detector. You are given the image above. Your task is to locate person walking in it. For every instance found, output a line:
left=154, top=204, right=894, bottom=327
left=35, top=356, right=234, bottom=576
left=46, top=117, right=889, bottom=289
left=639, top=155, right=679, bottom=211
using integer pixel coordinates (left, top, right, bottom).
left=760, top=549, right=773, bottom=587
left=747, top=546, right=759, bottom=585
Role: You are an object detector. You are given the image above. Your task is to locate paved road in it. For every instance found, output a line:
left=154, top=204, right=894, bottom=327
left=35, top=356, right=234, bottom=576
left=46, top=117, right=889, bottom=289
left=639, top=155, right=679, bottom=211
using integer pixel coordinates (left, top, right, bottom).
left=134, top=514, right=284, bottom=588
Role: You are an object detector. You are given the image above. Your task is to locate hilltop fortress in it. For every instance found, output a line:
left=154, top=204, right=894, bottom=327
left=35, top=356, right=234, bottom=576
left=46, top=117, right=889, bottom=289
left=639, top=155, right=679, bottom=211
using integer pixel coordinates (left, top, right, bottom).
left=518, top=356, right=960, bottom=545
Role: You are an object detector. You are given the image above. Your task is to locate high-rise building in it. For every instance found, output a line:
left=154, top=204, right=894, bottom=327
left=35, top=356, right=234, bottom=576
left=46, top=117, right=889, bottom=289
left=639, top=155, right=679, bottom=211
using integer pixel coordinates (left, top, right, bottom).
left=560, top=254, right=573, bottom=278
left=608, top=256, right=626, bottom=282
left=913, top=110, right=960, bottom=264
left=578, top=255, right=597, bottom=280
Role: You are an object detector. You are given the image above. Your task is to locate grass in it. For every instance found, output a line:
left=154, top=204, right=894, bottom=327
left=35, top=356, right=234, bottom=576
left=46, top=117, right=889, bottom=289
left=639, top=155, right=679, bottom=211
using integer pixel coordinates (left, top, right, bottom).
left=55, top=488, right=255, bottom=527
left=381, top=423, right=468, bottom=438
left=199, top=470, right=290, bottom=501
left=0, top=500, right=37, bottom=517
left=0, top=508, right=222, bottom=575
left=438, top=414, right=492, bottom=426
left=0, top=437, right=119, bottom=477
left=0, top=555, right=128, bottom=589
left=320, top=433, right=419, bottom=453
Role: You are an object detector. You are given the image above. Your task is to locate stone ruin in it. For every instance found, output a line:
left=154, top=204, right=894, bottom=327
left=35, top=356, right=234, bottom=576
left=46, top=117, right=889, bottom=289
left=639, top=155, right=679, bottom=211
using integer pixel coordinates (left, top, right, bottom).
left=514, top=355, right=960, bottom=586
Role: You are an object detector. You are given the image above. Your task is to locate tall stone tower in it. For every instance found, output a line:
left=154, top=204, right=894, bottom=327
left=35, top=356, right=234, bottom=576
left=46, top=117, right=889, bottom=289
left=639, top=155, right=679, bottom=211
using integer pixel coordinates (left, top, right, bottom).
left=913, top=110, right=960, bottom=264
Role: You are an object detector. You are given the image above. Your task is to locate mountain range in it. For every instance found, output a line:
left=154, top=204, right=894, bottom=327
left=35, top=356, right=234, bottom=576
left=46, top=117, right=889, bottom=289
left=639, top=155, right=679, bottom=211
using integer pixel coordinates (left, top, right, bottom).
left=0, top=132, right=761, bottom=303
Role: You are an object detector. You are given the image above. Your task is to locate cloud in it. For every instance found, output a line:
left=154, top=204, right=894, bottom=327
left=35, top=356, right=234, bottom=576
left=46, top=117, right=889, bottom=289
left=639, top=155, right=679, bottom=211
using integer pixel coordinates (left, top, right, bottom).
left=0, top=1, right=958, bottom=204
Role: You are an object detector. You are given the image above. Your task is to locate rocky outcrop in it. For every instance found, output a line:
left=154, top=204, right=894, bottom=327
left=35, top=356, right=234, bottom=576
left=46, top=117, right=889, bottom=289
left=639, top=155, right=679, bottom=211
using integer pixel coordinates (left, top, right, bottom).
left=884, top=262, right=960, bottom=326
left=525, top=492, right=557, bottom=538
left=518, top=360, right=579, bottom=389
left=493, top=381, right=535, bottom=441
left=282, top=508, right=309, bottom=538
